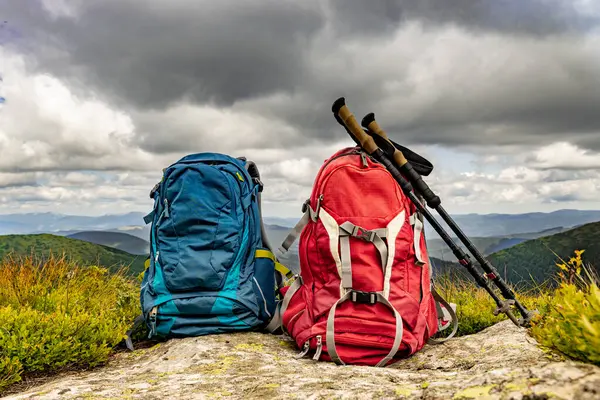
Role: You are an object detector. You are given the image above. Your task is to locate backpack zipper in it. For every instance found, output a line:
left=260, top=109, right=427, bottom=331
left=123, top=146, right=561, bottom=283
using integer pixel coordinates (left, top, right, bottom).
left=360, top=152, right=368, bottom=167
left=311, top=149, right=362, bottom=191
left=295, top=341, right=311, bottom=358
left=162, top=198, right=169, bottom=218
left=148, top=306, right=158, bottom=338
left=309, top=148, right=368, bottom=208
left=313, top=335, right=323, bottom=360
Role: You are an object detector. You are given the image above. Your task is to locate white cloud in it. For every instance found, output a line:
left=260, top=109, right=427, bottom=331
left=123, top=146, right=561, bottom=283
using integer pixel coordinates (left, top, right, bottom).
left=0, top=50, right=156, bottom=173
left=526, top=142, right=600, bottom=170
left=1, top=6, right=600, bottom=218
left=0, top=172, right=39, bottom=188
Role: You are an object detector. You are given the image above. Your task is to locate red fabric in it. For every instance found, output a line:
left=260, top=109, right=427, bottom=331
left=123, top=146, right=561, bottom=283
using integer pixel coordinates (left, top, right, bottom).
left=282, top=147, right=439, bottom=366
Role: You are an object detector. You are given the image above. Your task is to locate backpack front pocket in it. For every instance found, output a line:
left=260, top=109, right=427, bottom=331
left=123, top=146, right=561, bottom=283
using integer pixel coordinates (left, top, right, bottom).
left=157, top=165, right=244, bottom=292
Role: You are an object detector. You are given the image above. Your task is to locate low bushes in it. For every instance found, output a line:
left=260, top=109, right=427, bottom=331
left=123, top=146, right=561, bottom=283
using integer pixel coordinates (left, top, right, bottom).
left=436, top=249, right=599, bottom=367
left=1, top=247, right=598, bottom=394
left=529, top=250, right=600, bottom=366
left=0, top=254, right=141, bottom=392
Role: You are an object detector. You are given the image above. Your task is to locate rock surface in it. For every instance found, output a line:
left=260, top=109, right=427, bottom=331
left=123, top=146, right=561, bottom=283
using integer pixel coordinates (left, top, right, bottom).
left=3, top=320, right=600, bottom=400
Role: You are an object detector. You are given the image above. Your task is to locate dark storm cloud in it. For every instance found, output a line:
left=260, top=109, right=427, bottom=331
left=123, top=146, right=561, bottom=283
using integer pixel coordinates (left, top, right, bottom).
left=4, top=0, right=600, bottom=155
left=5, top=0, right=324, bottom=109
left=326, top=0, right=598, bottom=37
left=401, top=0, right=597, bottom=36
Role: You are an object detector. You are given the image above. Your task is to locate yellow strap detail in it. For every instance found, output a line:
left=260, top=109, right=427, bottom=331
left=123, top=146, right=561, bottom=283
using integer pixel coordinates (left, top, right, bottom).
left=144, top=258, right=150, bottom=270
left=236, top=171, right=245, bottom=181
left=275, top=262, right=293, bottom=279
left=255, top=249, right=293, bottom=279
left=255, top=249, right=275, bottom=262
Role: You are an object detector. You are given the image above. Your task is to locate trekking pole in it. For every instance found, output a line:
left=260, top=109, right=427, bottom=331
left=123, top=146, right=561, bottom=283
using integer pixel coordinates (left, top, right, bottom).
left=331, top=97, right=523, bottom=327
left=360, top=112, right=535, bottom=326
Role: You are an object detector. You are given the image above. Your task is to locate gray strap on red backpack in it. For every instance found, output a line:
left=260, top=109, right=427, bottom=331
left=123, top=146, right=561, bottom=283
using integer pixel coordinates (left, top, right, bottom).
left=427, top=287, right=458, bottom=344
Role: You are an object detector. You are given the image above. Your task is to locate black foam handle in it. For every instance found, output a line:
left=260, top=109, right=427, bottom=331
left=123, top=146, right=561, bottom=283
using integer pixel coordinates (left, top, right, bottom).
left=400, top=163, right=441, bottom=208
left=361, top=112, right=377, bottom=129
left=331, top=97, right=346, bottom=114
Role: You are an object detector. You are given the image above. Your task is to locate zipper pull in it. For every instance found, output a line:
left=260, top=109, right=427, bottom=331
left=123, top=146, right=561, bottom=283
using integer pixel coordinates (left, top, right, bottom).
left=148, top=306, right=158, bottom=338
left=295, top=341, right=310, bottom=359
left=360, top=152, right=368, bottom=167
left=313, top=335, right=323, bottom=361
left=163, top=198, right=170, bottom=218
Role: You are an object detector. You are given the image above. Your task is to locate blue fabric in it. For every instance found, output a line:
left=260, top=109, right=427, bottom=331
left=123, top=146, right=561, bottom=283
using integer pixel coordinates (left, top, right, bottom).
left=139, top=152, right=276, bottom=338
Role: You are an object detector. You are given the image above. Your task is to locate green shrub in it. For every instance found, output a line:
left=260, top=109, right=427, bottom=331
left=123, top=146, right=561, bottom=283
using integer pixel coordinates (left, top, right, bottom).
left=529, top=250, right=600, bottom=366
left=434, top=272, right=551, bottom=337
left=0, top=254, right=141, bottom=392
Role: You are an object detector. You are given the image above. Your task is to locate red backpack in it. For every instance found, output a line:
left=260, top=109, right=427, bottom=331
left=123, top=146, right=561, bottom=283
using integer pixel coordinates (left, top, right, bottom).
left=274, top=146, right=457, bottom=367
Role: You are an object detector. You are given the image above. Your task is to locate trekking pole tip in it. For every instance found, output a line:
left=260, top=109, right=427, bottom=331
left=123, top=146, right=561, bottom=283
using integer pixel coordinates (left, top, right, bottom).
left=518, top=309, right=539, bottom=327
left=332, top=97, right=346, bottom=114
left=361, top=112, right=375, bottom=128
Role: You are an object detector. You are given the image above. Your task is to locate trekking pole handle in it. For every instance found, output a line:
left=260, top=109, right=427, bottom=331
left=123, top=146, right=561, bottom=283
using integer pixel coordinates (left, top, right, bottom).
left=361, top=113, right=409, bottom=167
left=332, top=98, right=378, bottom=154
left=361, top=113, right=441, bottom=209
left=332, top=98, right=415, bottom=195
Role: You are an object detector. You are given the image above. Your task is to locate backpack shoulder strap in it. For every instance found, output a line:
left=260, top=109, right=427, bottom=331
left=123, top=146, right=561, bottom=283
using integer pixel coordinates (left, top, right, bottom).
left=241, top=158, right=293, bottom=277
left=241, top=159, right=268, bottom=247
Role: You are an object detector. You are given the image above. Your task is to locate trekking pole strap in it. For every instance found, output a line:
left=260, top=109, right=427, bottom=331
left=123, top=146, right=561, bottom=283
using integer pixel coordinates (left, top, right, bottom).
left=361, top=112, right=440, bottom=208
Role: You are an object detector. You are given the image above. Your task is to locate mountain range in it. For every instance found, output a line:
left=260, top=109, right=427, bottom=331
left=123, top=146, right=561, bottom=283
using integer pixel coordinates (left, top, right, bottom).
left=421, top=209, right=600, bottom=239
left=0, top=209, right=598, bottom=285
left=2, top=209, right=600, bottom=240
left=66, top=231, right=149, bottom=255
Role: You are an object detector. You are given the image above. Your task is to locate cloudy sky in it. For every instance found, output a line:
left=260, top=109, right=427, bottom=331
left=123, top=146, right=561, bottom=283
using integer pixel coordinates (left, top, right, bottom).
left=1, top=0, right=600, bottom=219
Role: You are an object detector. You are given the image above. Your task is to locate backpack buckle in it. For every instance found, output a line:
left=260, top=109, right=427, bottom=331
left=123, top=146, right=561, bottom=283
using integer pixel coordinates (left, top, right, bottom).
left=350, top=290, right=377, bottom=305
left=149, top=182, right=160, bottom=199
left=253, top=177, right=264, bottom=192
left=352, top=226, right=375, bottom=242
left=301, top=195, right=322, bottom=222
left=301, top=199, right=309, bottom=213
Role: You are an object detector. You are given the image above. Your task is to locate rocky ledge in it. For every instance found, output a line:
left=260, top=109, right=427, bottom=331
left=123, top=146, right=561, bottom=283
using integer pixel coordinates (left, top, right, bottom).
left=3, top=320, right=600, bottom=400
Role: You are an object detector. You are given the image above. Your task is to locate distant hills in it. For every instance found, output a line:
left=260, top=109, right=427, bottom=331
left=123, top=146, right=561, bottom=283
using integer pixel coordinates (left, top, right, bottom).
left=425, top=225, right=575, bottom=260
left=1, top=209, right=598, bottom=285
left=486, top=221, right=600, bottom=287
left=429, top=221, right=600, bottom=288
left=422, top=209, right=600, bottom=239
left=0, top=212, right=147, bottom=236
left=67, top=231, right=149, bottom=255
left=2, top=209, right=599, bottom=240
left=0, top=234, right=146, bottom=275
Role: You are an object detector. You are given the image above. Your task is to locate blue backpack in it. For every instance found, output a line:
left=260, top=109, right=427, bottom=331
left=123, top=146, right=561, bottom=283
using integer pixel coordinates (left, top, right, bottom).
left=136, top=152, right=292, bottom=341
